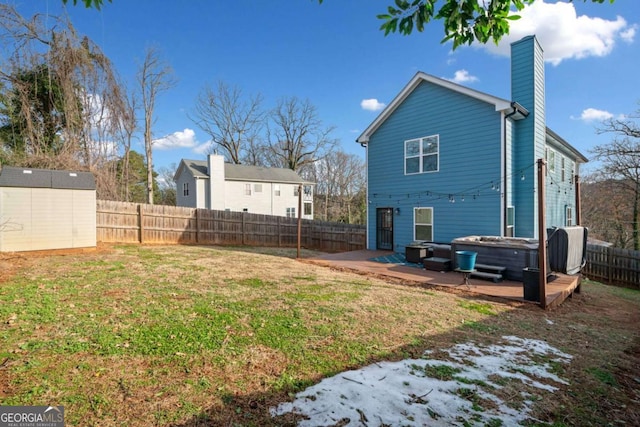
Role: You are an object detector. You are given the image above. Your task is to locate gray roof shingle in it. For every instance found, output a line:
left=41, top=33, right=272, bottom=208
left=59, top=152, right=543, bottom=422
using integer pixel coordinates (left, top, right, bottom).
left=181, top=159, right=312, bottom=184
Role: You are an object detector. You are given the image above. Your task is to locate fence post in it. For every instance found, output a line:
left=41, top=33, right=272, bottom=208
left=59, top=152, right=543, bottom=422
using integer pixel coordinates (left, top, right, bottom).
left=606, top=246, right=613, bottom=285
left=138, top=204, right=144, bottom=244
left=195, top=209, right=200, bottom=244
left=277, top=216, right=281, bottom=247
left=242, top=212, right=246, bottom=246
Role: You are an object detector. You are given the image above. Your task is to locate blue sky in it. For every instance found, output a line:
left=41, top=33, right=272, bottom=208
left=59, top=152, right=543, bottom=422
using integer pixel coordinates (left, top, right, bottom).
left=15, top=0, right=640, bottom=174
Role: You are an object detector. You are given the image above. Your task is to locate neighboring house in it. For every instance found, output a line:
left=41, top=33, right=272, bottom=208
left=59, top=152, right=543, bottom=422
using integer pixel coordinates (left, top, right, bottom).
left=357, top=35, right=588, bottom=251
left=174, top=154, right=314, bottom=219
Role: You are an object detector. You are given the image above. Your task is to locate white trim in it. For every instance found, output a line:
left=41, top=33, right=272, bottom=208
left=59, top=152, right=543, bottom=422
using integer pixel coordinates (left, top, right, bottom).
left=357, top=72, right=511, bottom=144
left=404, top=134, right=439, bottom=175
left=500, top=111, right=506, bottom=236
left=413, top=207, right=434, bottom=242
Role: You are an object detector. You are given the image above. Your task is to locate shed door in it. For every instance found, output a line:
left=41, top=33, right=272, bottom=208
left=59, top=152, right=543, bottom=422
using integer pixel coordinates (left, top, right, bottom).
left=376, top=208, right=394, bottom=250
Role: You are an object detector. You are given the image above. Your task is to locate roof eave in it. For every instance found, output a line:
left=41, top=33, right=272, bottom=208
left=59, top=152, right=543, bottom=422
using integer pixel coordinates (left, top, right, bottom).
left=357, top=71, right=512, bottom=144
left=546, top=127, right=589, bottom=163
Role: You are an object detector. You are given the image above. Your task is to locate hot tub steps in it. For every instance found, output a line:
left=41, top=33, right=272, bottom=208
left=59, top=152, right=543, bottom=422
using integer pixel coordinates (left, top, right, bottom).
left=471, top=263, right=507, bottom=283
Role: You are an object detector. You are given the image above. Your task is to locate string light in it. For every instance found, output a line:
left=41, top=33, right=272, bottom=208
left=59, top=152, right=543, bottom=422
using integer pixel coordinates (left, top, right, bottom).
left=365, top=163, right=540, bottom=202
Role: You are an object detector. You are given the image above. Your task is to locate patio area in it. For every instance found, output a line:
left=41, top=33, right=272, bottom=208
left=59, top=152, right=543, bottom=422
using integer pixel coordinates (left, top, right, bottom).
left=303, top=250, right=581, bottom=309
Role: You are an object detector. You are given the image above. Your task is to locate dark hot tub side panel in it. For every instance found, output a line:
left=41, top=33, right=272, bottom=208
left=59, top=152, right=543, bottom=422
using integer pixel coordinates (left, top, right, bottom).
left=451, top=237, right=539, bottom=282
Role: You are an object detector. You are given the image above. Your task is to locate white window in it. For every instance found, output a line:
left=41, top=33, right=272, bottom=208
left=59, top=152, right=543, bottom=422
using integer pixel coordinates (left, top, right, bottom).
left=545, top=147, right=556, bottom=174
left=294, top=185, right=299, bottom=197
left=507, top=206, right=515, bottom=237
left=304, top=202, right=312, bottom=216
left=245, top=183, right=251, bottom=195
left=286, top=207, right=296, bottom=218
left=414, top=207, right=433, bottom=241
left=182, top=182, right=189, bottom=196
left=405, top=135, right=439, bottom=175
left=274, top=184, right=281, bottom=196
left=561, top=157, right=566, bottom=182
left=254, top=183, right=262, bottom=193
left=566, top=206, right=573, bottom=226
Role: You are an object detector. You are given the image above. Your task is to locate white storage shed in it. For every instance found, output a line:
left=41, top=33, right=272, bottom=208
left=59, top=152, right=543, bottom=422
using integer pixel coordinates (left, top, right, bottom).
left=0, top=165, right=96, bottom=252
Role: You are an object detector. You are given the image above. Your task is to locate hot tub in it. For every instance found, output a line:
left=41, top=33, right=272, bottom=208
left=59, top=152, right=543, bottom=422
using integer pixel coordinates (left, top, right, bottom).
left=451, top=236, right=539, bottom=281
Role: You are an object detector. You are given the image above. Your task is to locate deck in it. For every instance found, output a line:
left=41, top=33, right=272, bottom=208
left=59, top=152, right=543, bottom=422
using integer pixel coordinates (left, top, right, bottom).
left=303, top=250, right=581, bottom=309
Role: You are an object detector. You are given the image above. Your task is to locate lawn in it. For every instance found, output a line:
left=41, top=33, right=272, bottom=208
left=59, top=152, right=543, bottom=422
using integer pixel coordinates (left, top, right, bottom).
left=0, top=245, right=638, bottom=426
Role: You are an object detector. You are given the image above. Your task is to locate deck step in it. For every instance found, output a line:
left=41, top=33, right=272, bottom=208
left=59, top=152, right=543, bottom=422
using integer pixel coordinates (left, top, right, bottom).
left=474, top=263, right=507, bottom=274
left=423, top=257, right=452, bottom=272
left=470, top=271, right=503, bottom=283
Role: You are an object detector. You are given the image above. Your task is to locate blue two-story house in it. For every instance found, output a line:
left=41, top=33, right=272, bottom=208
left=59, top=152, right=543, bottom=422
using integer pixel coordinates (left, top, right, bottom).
left=357, top=35, right=588, bottom=251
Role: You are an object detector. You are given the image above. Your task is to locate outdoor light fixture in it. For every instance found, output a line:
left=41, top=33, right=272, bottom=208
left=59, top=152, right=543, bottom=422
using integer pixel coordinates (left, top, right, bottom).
left=395, top=207, right=400, bottom=215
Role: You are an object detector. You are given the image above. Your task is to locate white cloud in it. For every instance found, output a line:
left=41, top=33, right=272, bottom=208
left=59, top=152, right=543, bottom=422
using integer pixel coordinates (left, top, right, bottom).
left=153, top=128, right=198, bottom=150
left=446, top=69, right=479, bottom=84
left=475, top=1, right=636, bottom=65
left=621, top=25, right=637, bottom=42
left=193, top=140, right=213, bottom=155
left=360, top=98, right=386, bottom=112
left=579, top=108, right=614, bottom=122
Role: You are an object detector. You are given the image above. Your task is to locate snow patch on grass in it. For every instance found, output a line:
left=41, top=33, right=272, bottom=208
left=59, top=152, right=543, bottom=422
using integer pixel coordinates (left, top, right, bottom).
left=271, top=336, right=572, bottom=426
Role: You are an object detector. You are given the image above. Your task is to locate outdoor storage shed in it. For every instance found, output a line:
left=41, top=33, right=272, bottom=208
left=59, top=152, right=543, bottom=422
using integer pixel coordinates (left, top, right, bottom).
left=0, top=165, right=96, bottom=252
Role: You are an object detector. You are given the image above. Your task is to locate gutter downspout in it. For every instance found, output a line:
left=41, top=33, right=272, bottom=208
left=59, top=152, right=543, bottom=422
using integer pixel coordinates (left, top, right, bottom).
left=503, top=105, right=518, bottom=236
left=358, top=138, right=369, bottom=248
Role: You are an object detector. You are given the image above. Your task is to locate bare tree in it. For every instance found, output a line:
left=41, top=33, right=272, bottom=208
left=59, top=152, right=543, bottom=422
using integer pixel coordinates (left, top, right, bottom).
left=116, top=84, right=138, bottom=201
left=265, top=96, right=337, bottom=172
left=308, top=150, right=365, bottom=223
left=157, top=163, right=177, bottom=206
left=0, top=4, right=128, bottom=199
left=581, top=172, right=634, bottom=249
left=137, top=46, right=176, bottom=204
left=591, top=107, right=640, bottom=249
left=191, top=81, right=264, bottom=164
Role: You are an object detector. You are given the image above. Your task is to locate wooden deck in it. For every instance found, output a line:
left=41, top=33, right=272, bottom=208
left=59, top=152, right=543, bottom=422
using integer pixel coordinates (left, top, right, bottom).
left=303, top=250, right=581, bottom=309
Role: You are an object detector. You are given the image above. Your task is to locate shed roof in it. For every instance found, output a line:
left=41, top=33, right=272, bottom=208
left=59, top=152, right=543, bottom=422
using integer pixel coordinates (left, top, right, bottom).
left=0, top=166, right=96, bottom=190
left=180, top=159, right=312, bottom=185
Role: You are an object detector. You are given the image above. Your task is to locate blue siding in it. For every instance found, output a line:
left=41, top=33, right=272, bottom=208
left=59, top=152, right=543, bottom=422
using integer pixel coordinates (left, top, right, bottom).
left=545, top=146, right=578, bottom=227
left=367, top=81, right=503, bottom=250
left=511, top=36, right=545, bottom=238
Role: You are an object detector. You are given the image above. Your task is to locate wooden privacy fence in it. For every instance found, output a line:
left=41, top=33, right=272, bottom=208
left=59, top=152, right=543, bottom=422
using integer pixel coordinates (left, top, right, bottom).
left=583, top=244, right=640, bottom=289
left=96, top=200, right=366, bottom=253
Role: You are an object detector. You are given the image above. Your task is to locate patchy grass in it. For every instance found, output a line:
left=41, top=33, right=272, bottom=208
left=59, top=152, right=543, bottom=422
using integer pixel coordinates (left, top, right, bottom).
left=0, top=246, right=638, bottom=426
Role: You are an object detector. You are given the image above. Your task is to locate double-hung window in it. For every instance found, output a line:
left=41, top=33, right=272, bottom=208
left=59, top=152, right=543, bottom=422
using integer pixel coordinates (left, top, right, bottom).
left=566, top=206, right=573, bottom=226
left=545, top=147, right=556, bottom=174
left=405, top=135, right=439, bottom=174
left=506, top=206, right=515, bottom=237
left=414, top=207, right=433, bottom=241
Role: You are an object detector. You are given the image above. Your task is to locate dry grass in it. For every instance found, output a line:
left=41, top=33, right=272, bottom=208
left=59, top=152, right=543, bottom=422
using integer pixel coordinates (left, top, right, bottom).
left=0, top=244, right=638, bottom=426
